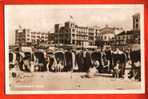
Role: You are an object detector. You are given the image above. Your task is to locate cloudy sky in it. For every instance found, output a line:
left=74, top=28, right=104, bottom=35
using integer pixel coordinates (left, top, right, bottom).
left=5, top=5, right=143, bottom=45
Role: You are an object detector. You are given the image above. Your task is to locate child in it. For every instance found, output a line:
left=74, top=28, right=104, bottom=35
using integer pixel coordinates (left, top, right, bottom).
left=114, top=61, right=120, bottom=79
left=85, top=65, right=97, bottom=78
left=57, top=61, right=64, bottom=72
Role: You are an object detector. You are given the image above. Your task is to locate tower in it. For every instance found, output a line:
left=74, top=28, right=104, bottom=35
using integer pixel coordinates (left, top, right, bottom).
left=133, top=13, right=140, bottom=32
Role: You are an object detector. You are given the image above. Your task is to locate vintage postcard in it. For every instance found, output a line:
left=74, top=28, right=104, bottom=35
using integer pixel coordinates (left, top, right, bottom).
left=4, top=4, right=145, bottom=94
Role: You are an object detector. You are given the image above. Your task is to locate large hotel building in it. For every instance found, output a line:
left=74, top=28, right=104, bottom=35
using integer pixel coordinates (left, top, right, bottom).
left=15, top=28, right=48, bottom=46
left=54, top=21, right=100, bottom=50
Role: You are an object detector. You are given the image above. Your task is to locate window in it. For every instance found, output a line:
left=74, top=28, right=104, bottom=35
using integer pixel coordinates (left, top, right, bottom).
left=136, top=24, right=139, bottom=28
left=136, top=19, right=139, bottom=22
left=72, top=29, right=75, bottom=32
left=101, top=36, right=102, bottom=39
left=72, top=40, right=75, bottom=44
left=72, top=34, right=75, bottom=37
left=108, top=36, right=110, bottom=40
left=104, top=36, right=106, bottom=39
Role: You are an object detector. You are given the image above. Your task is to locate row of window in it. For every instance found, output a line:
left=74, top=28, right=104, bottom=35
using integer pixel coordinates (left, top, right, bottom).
left=98, top=36, right=113, bottom=40
left=116, top=36, right=133, bottom=40
left=71, top=27, right=97, bottom=33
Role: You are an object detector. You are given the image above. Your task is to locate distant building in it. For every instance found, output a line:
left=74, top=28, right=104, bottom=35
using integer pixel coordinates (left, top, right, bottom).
left=48, top=33, right=55, bottom=44
left=54, top=21, right=99, bottom=50
left=96, top=25, right=123, bottom=46
left=15, top=27, right=48, bottom=46
left=111, top=31, right=134, bottom=49
left=15, top=28, right=31, bottom=46
left=111, top=13, right=141, bottom=49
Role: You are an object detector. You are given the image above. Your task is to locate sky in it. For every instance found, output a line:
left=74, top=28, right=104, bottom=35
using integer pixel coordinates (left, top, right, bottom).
left=5, top=5, right=143, bottom=45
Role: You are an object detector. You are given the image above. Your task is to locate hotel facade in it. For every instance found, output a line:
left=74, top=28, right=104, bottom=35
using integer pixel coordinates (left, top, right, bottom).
left=54, top=21, right=100, bottom=50
left=15, top=28, right=48, bottom=46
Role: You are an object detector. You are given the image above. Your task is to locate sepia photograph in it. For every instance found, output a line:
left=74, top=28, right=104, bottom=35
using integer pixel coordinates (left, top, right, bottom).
left=5, top=4, right=144, bottom=94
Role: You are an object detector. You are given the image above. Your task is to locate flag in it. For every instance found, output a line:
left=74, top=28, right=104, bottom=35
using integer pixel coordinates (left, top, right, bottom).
left=70, top=15, right=73, bottom=19
left=18, top=25, right=22, bottom=29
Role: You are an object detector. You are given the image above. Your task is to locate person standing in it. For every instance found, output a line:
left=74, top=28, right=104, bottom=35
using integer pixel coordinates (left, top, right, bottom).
left=91, top=48, right=102, bottom=73
left=130, top=49, right=141, bottom=81
left=83, top=51, right=92, bottom=72
left=105, top=47, right=112, bottom=73
left=14, top=47, right=24, bottom=71
left=118, top=49, right=126, bottom=78
left=76, top=51, right=84, bottom=72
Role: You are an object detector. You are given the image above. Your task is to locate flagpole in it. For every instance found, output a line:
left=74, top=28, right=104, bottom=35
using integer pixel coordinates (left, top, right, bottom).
left=69, top=15, right=74, bottom=23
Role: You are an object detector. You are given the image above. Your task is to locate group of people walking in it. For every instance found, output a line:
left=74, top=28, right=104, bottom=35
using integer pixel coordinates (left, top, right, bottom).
left=9, top=46, right=141, bottom=81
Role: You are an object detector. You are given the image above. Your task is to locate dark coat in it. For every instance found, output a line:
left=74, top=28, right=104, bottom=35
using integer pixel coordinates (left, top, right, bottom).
left=76, top=52, right=84, bottom=72
left=130, top=50, right=141, bottom=62
left=84, top=52, right=92, bottom=72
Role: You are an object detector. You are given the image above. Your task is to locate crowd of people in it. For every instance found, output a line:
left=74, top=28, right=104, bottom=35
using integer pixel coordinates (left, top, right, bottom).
left=9, top=46, right=141, bottom=81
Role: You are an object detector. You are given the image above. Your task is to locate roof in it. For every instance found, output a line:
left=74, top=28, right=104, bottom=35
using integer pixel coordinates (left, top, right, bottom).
left=117, top=31, right=133, bottom=36
left=132, top=13, right=140, bottom=17
left=99, top=25, right=116, bottom=34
